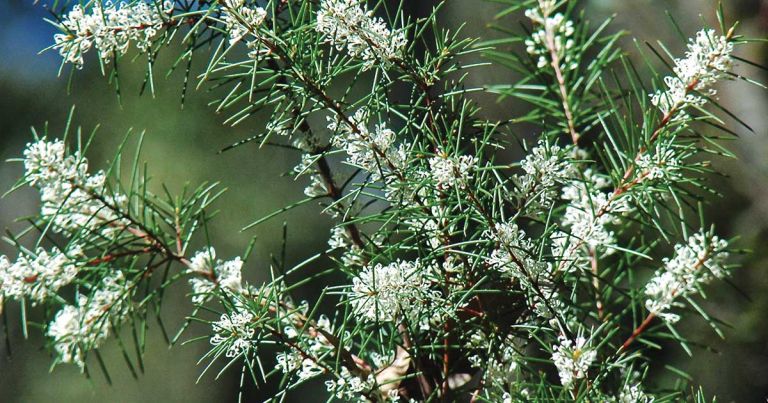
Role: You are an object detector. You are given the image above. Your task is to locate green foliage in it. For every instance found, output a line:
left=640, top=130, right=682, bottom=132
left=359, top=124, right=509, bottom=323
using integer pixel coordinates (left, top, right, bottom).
left=2, top=0, right=765, bottom=401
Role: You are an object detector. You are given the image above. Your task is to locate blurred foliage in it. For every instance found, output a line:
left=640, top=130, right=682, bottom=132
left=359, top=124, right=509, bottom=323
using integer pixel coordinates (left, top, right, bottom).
left=0, top=0, right=765, bottom=401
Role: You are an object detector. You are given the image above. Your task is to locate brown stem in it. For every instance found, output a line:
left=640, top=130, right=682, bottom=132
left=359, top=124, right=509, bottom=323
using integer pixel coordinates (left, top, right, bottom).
left=315, top=154, right=366, bottom=250
left=620, top=313, right=656, bottom=351
left=541, top=19, right=579, bottom=144
left=398, top=322, right=433, bottom=399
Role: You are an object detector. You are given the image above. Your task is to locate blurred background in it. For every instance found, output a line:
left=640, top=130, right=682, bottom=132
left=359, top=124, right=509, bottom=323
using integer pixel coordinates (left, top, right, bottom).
left=0, top=0, right=766, bottom=401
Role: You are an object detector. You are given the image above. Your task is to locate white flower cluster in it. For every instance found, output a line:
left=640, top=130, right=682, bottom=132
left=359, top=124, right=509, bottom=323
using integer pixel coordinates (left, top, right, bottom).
left=210, top=310, right=256, bottom=357
left=186, top=248, right=244, bottom=304
left=47, top=271, right=130, bottom=368
left=329, top=109, right=407, bottom=180
left=219, top=0, right=268, bottom=58
left=466, top=333, right=519, bottom=388
left=524, top=1, right=577, bottom=70
left=485, top=221, right=564, bottom=319
left=645, top=231, right=729, bottom=323
left=529, top=282, right=564, bottom=321
left=304, top=173, right=330, bottom=198
left=350, top=259, right=430, bottom=322
left=24, top=139, right=129, bottom=237
left=53, top=1, right=172, bottom=67
left=325, top=366, right=377, bottom=401
left=294, top=153, right=316, bottom=176
left=513, top=141, right=572, bottom=210
left=487, top=222, right=545, bottom=280
left=636, top=143, right=683, bottom=182
left=556, top=169, right=632, bottom=271
left=650, top=29, right=734, bottom=120
left=316, top=0, right=407, bottom=70
left=551, top=334, right=596, bottom=388
left=616, top=383, right=654, bottom=403
left=0, top=246, right=82, bottom=304
left=406, top=205, right=447, bottom=250
left=428, top=151, right=477, bottom=189
left=275, top=314, right=334, bottom=381
left=328, top=226, right=366, bottom=267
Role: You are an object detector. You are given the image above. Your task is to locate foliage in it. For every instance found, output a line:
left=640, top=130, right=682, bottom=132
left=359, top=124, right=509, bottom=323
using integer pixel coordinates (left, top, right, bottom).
left=2, top=0, right=765, bottom=401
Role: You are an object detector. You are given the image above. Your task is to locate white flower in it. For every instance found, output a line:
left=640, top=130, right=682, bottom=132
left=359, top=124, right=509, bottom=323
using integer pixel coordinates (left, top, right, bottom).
left=316, top=0, right=407, bottom=70
left=53, top=1, right=172, bottom=67
left=276, top=349, right=323, bottom=380
left=325, top=366, right=375, bottom=400
left=47, top=271, right=130, bottom=368
left=616, top=383, right=654, bottom=403
left=47, top=306, right=83, bottom=363
left=428, top=151, right=477, bottom=189
left=524, top=2, right=577, bottom=70
left=513, top=141, right=572, bottom=210
left=350, top=260, right=430, bottom=322
left=220, top=0, right=267, bottom=44
left=275, top=350, right=302, bottom=373
left=470, top=336, right=519, bottom=388
left=210, top=311, right=256, bottom=357
left=0, top=246, right=83, bottom=304
left=304, top=173, right=330, bottom=198
left=329, top=226, right=361, bottom=252
left=294, top=153, right=316, bottom=176
left=650, top=29, right=734, bottom=120
left=644, top=231, right=728, bottom=323
left=486, top=221, right=546, bottom=280
left=218, top=0, right=268, bottom=57
left=186, top=248, right=244, bottom=303
left=551, top=334, right=596, bottom=388
left=636, top=143, right=683, bottom=181
left=406, top=204, right=446, bottom=250
left=557, top=169, right=632, bottom=271
left=23, top=139, right=130, bottom=237
left=329, top=109, right=407, bottom=180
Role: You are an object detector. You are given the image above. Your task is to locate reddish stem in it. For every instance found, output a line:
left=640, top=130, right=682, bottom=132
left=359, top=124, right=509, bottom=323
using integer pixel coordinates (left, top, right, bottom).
left=620, top=313, right=656, bottom=351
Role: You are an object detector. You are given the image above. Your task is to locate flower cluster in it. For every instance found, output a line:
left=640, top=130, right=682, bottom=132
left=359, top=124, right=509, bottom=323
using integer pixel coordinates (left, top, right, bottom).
left=555, top=168, right=632, bottom=271
left=350, top=260, right=431, bottom=323
left=406, top=205, right=447, bottom=250
left=19, top=0, right=758, bottom=398
left=512, top=141, right=572, bottom=210
left=186, top=248, right=244, bottom=304
left=0, top=246, right=82, bottom=304
left=486, top=221, right=564, bottom=319
left=645, top=231, right=729, bottom=323
left=615, top=383, right=654, bottom=403
left=218, top=0, right=268, bottom=58
left=47, top=271, right=130, bottom=368
left=324, top=366, right=377, bottom=401
left=53, top=1, right=172, bottom=67
left=23, top=139, right=129, bottom=237
left=328, top=225, right=366, bottom=267
left=275, top=314, right=335, bottom=381
left=636, top=142, right=683, bottom=182
left=650, top=29, right=734, bottom=120
left=329, top=109, right=407, bottom=180
left=210, top=310, right=256, bottom=357
left=524, top=1, right=577, bottom=70
left=487, top=222, right=546, bottom=281
left=551, top=334, right=597, bottom=388
left=428, top=151, right=477, bottom=189
left=316, top=0, right=407, bottom=70
left=304, top=173, right=330, bottom=198
left=466, top=332, right=519, bottom=389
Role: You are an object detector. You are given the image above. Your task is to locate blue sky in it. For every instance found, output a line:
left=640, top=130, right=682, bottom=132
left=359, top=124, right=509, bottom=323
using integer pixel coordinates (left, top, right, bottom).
left=0, top=0, right=68, bottom=81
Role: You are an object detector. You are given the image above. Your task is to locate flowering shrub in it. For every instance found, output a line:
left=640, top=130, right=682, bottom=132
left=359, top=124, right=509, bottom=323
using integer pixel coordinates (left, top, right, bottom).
left=2, top=0, right=764, bottom=401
